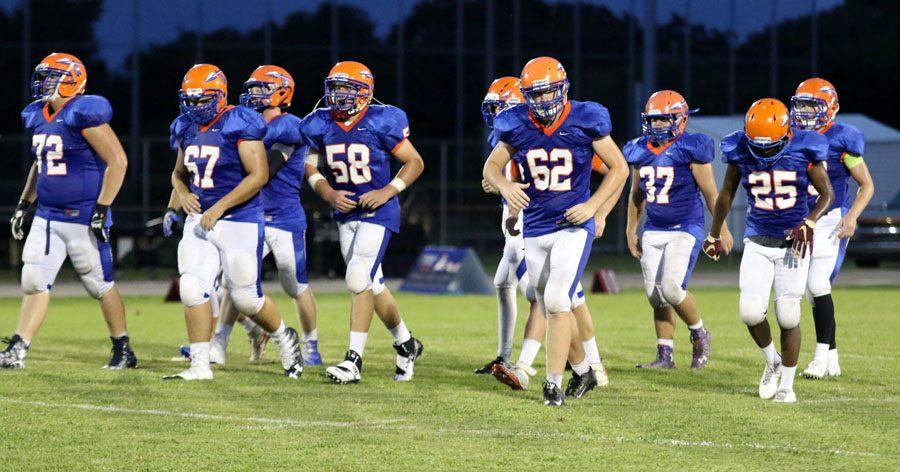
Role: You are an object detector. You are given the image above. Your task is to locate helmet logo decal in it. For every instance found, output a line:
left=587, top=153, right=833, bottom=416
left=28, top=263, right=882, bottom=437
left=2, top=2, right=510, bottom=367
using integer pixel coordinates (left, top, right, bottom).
left=204, top=70, right=225, bottom=83
left=359, top=70, right=373, bottom=79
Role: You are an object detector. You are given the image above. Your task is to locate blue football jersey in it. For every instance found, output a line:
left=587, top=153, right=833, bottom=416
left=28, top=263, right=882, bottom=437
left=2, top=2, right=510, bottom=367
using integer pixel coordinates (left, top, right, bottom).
left=299, top=104, right=409, bottom=233
left=491, top=100, right=611, bottom=237
left=804, top=122, right=865, bottom=212
left=623, top=132, right=714, bottom=241
left=261, top=112, right=307, bottom=230
left=721, top=129, right=828, bottom=238
left=22, top=95, right=114, bottom=225
left=169, top=105, right=267, bottom=223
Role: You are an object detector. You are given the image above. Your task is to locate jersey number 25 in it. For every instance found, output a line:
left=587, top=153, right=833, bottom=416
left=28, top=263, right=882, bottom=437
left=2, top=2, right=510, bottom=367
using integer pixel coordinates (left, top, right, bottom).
left=749, top=170, right=797, bottom=210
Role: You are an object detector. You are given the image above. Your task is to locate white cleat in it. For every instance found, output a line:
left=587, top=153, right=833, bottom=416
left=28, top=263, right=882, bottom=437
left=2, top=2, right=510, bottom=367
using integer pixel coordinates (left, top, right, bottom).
left=827, top=349, right=841, bottom=377
left=162, top=365, right=213, bottom=381
left=272, top=327, right=303, bottom=378
left=773, top=388, right=797, bottom=403
left=491, top=361, right=535, bottom=391
left=802, top=357, right=827, bottom=379
left=325, top=350, right=362, bottom=384
left=759, top=362, right=782, bottom=399
left=209, top=337, right=227, bottom=366
left=591, top=362, right=610, bottom=388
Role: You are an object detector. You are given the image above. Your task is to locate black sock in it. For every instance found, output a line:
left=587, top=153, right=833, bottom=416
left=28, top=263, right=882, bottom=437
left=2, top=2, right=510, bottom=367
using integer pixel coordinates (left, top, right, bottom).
left=830, top=318, right=837, bottom=350
left=812, top=294, right=835, bottom=346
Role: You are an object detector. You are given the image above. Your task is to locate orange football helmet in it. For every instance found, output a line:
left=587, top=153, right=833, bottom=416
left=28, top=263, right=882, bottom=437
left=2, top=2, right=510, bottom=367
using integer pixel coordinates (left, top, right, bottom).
left=744, top=98, right=791, bottom=165
left=642, top=90, right=690, bottom=143
left=790, top=77, right=839, bottom=130
left=31, top=52, right=87, bottom=101
left=481, top=76, right=524, bottom=128
left=519, top=56, right=569, bottom=122
left=240, top=65, right=295, bottom=111
left=324, top=61, right=374, bottom=119
left=179, top=64, right=228, bottom=124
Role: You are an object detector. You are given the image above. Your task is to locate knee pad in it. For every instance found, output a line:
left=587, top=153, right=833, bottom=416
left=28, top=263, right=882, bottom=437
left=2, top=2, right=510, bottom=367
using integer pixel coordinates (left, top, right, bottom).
left=372, top=278, right=386, bottom=296
left=660, top=276, right=687, bottom=306
left=543, top=292, right=573, bottom=315
left=81, top=274, right=114, bottom=300
left=739, top=294, right=767, bottom=326
left=775, top=296, right=801, bottom=329
left=230, top=286, right=264, bottom=315
left=295, top=282, right=309, bottom=296
left=345, top=260, right=373, bottom=294
left=180, top=274, right=210, bottom=307
left=647, top=286, right=668, bottom=309
left=20, top=264, right=49, bottom=295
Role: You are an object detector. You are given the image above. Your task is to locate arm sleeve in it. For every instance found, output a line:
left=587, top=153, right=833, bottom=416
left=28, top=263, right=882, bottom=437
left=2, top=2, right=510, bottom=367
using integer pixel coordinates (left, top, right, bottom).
left=69, top=95, right=113, bottom=129
left=379, top=107, right=411, bottom=154
left=168, top=117, right=182, bottom=151
left=690, top=134, right=716, bottom=164
left=806, top=132, right=829, bottom=163
left=719, top=132, right=742, bottom=164
left=839, top=125, right=866, bottom=157
left=223, top=106, right=266, bottom=144
left=298, top=112, right=324, bottom=152
left=621, top=139, right=640, bottom=164
left=580, top=102, right=612, bottom=139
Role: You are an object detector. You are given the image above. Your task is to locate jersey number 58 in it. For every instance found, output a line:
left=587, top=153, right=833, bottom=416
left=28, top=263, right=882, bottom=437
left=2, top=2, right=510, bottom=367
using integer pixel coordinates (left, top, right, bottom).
left=326, top=143, right=372, bottom=185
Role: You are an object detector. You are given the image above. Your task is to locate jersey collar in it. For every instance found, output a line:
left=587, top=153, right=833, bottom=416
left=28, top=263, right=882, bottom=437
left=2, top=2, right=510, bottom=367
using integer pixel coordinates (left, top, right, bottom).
left=42, top=95, right=78, bottom=123
left=528, top=101, right=571, bottom=136
left=334, top=107, right=368, bottom=132
left=645, top=135, right=680, bottom=156
left=199, top=105, right=233, bottom=133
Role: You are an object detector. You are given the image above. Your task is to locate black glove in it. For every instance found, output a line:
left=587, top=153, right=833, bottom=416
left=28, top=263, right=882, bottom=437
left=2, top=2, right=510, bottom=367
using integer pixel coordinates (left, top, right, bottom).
left=10, top=200, right=33, bottom=241
left=91, top=204, right=110, bottom=243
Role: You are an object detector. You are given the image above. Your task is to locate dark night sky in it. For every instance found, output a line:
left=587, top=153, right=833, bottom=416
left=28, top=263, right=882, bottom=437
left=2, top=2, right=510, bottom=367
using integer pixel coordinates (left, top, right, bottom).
left=2, top=0, right=842, bottom=67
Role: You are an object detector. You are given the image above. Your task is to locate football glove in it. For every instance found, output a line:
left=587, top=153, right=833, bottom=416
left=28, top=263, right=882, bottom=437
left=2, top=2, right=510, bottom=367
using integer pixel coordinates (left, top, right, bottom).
left=162, top=208, right=181, bottom=238
left=504, top=215, right=520, bottom=237
left=787, top=219, right=815, bottom=259
left=702, top=235, right=723, bottom=261
left=91, top=204, right=110, bottom=243
left=10, top=200, right=33, bottom=241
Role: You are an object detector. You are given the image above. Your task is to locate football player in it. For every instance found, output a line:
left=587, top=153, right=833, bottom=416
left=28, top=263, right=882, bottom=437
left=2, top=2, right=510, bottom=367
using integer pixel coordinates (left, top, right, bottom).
left=2, top=52, right=137, bottom=370
left=165, top=63, right=303, bottom=380
left=484, top=57, right=628, bottom=406
left=478, top=77, right=612, bottom=392
left=789, top=78, right=874, bottom=379
left=624, top=91, right=730, bottom=369
left=302, top=61, right=426, bottom=384
left=199, top=65, right=323, bottom=366
left=704, top=98, right=833, bottom=403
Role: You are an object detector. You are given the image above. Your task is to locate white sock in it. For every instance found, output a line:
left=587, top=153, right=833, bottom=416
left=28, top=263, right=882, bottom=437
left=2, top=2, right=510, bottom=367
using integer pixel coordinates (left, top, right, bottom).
left=496, top=286, right=517, bottom=361
left=779, top=365, right=796, bottom=391
left=239, top=317, right=257, bottom=333
left=389, top=321, right=411, bottom=344
left=517, top=339, right=542, bottom=367
left=215, top=324, right=233, bottom=349
left=814, top=343, right=829, bottom=360
left=571, top=356, right=590, bottom=376
left=658, top=338, right=674, bottom=348
left=761, top=342, right=780, bottom=365
left=112, top=331, right=128, bottom=339
left=270, top=321, right=286, bottom=338
left=189, top=342, right=210, bottom=368
left=547, top=374, right=563, bottom=389
left=582, top=337, right=601, bottom=365
left=304, top=328, right=318, bottom=342
left=688, top=320, right=704, bottom=330
left=349, top=331, right=368, bottom=356
left=828, top=348, right=839, bottom=361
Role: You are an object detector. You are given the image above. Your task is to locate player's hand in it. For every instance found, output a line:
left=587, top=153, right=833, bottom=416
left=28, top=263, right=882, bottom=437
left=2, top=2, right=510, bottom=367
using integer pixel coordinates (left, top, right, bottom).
left=702, top=234, right=724, bottom=261
left=327, top=190, right=357, bottom=213
left=498, top=181, right=529, bottom=212
left=162, top=208, right=181, bottom=238
left=358, top=187, right=395, bottom=211
left=200, top=205, right=224, bottom=232
left=90, top=204, right=110, bottom=243
left=178, top=192, right=202, bottom=215
left=720, top=225, right=735, bottom=254
left=564, top=203, right=597, bottom=225
left=594, top=214, right=607, bottom=239
left=787, top=219, right=815, bottom=259
left=10, top=200, right=33, bottom=241
left=836, top=215, right=857, bottom=239
left=626, top=231, right=641, bottom=258
left=482, top=179, right=499, bottom=195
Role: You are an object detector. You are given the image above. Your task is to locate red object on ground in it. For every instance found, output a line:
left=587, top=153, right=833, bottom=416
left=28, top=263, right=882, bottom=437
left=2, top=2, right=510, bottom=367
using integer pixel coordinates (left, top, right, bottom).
left=591, top=269, right=620, bottom=294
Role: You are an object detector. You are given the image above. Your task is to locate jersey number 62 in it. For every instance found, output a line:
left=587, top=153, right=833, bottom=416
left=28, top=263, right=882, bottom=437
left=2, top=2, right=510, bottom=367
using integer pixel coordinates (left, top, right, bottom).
left=525, top=148, right=572, bottom=191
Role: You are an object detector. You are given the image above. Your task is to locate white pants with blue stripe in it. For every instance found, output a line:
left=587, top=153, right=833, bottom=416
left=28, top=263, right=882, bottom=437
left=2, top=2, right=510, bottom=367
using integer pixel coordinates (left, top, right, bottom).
left=20, top=216, right=115, bottom=299
left=524, top=227, right=593, bottom=315
left=338, top=221, right=388, bottom=295
left=262, top=226, right=310, bottom=298
left=639, top=230, right=699, bottom=308
left=807, top=207, right=848, bottom=298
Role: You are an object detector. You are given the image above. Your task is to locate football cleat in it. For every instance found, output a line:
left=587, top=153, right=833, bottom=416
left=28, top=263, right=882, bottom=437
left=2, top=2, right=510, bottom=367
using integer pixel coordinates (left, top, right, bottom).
left=247, top=326, right=269, bottom=362
left=209, top=334, right=227, bottom=365
left=175, top=345, right=191, bottom=362
left=325, top=350, right=362, bottom=384
left=542, top=381, right=564, bottom=406
left=802, top=356, right=827, bottom=379
left=103, top=336, right=138, bottom=369
left=303, top=339, right=323, bottom=366
left=272, top=327, right=303, bottom=378
left=636, top=345, right=675, bottom=369
left=773, top=388, right=797, bottom=403
left=475, top=356, right=505, bottom=375
left=564, top=368, right=598, bottom=398
left=827, top=349, right=841, bottom=377
left=759, top=361, right=782, bottom=399
left=0, top=335, right=29, bottom=369
left=592, top=362, right=610, bottom=387
left=162, top=364, right=213, bottom=381
left=492, top=361, right=536, bottom=391
left=689, top=327, right=712, bottom=369
left=393, top=336, right=424, bottom=381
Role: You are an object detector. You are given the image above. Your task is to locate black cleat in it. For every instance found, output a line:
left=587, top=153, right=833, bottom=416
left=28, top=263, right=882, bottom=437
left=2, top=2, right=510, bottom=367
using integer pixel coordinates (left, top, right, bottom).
left=393, top=335, right=424, bottom=381
left=474, top=356, right=505, bottom=375
left=104, top=335, right=138, bottom=369
left=564, top=368, right=598, bottom=398
left=542, top=381, right=564, bottom=406
left=0, top=335, right=29, bottom=369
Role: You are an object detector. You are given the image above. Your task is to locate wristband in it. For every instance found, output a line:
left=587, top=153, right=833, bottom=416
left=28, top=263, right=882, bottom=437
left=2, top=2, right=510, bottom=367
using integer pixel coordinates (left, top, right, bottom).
left=804, top=218, right=816, bottom=229
left=389, top=178, right=407, bottom=193
left=307, top=173, right=325, bottom=188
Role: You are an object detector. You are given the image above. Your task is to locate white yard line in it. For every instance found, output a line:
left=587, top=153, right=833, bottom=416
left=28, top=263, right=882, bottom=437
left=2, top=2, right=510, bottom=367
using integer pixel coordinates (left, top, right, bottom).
left=0, top=396, right=882, bottom=458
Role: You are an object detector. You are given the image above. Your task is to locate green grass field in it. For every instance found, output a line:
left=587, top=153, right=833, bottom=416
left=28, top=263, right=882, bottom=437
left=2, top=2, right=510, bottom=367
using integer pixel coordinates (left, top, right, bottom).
left=0, top=287, right=897, bottom=470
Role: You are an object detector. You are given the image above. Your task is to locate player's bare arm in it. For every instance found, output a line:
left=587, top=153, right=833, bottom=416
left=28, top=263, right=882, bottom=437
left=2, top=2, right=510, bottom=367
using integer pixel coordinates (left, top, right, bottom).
left=805, top=162, right=834, bottom=223
left=305, top=153, right=357, bottom=213
left=83, top=123, right=128, bottom=206
left=692, top=161, right=733, bottom=252
left=166, top=189, right=181, bottom=212
left=199, top=139, right=269, bottom=231
left=564, top=136, right=627, bottom=225
left=171, top=147, right=201, bottom=215
left=483, top=141, right=529, bottom=212
left=590, top=157, right=617, bottom=237
left=838, top=160, right=874, bottom=238
left=626, top=168, right=645, bottom=258
left=10, top=162, right=39, bottom=240
left=704, top=163, right=741, bottom=260
left=357, top=138, right=424, bottom=210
